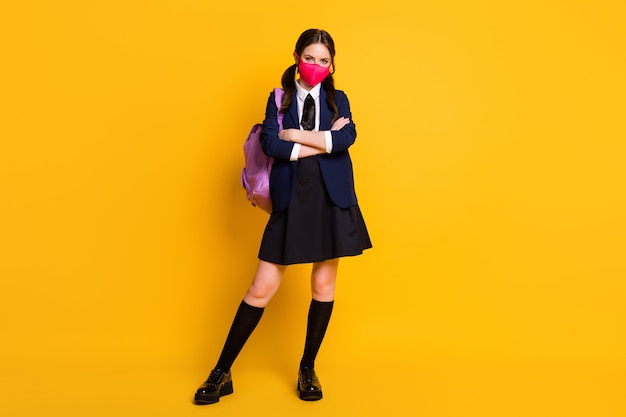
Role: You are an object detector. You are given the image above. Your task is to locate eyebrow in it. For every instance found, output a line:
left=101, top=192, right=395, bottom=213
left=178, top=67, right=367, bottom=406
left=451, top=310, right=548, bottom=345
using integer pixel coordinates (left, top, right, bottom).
left=303, top=54, right=330, bottom=60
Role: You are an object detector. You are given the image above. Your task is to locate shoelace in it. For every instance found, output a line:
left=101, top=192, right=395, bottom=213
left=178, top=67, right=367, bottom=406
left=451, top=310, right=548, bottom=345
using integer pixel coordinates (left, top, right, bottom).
left=206, top=369, right=225, bottom=385
left=300, top=368, right=314, bottom=383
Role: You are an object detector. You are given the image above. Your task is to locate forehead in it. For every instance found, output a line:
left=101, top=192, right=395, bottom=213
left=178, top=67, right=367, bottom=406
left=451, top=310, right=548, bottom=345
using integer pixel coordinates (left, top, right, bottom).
left=301, top=43, right=331, bottom=59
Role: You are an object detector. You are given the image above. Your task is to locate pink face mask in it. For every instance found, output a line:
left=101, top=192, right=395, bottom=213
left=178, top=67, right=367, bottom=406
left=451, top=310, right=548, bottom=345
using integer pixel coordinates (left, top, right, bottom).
left=298, top=59, right=331, bottom=87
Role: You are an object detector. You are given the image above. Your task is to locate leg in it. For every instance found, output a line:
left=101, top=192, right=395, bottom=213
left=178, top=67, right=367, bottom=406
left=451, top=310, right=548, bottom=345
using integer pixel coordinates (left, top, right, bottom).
left=244, top=260, right=287, bottom=307
left=217, top=260, right=286, bottom=370
left=310, top=257, right=339, bottom=302
left=195, top=260, right=286, bottom=405
left=298, top=258, right=339, bottom=401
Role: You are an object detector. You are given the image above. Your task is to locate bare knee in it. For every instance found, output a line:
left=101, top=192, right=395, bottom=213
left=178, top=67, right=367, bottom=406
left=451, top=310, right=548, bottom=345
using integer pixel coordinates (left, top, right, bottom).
left=246, top=281, right=278, bottom=304
left=311, top=259, right=339, bottom=301
left=244, top=261, right=285, bottom=307
left=312, top=280, right=335, bottom=301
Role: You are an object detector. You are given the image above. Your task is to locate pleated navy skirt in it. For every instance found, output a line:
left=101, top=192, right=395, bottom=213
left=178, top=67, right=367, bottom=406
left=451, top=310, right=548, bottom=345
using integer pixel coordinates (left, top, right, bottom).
left=258, top=156, right=372, bottom=265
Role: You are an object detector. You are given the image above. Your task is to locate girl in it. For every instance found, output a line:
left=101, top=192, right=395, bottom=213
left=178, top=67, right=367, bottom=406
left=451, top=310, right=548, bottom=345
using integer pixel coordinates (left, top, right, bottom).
left=194, top=28, right=371, bottom=404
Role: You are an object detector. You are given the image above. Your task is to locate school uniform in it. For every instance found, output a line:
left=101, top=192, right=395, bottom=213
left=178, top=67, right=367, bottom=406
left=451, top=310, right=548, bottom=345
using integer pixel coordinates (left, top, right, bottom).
left=258, top=83, right=372, bottom=265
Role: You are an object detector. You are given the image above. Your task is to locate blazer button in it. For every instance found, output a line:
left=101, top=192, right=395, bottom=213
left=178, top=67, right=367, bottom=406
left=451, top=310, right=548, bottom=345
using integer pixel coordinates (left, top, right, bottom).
left=299, top=180, right=306, bottom=186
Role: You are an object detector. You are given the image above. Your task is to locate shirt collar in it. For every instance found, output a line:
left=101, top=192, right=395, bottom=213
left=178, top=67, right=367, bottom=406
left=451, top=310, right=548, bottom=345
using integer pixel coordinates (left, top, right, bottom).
left=295, top=80, right=321, bottom=101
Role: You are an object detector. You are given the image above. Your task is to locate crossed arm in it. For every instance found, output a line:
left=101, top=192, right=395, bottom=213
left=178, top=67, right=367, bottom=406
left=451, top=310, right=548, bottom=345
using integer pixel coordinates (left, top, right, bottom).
left=278, top=117, right=351, bottom=158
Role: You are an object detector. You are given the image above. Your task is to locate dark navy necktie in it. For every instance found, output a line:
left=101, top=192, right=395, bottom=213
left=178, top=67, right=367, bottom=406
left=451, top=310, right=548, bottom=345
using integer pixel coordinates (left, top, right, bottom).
left=301, top=94, right=315, bottom=131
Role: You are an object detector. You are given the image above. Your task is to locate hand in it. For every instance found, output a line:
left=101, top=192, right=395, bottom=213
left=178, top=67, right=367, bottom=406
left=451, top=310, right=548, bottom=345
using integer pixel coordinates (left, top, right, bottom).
left=278, top=129, right=298, bottom=142
left=331, top=117, right=350, bottom=131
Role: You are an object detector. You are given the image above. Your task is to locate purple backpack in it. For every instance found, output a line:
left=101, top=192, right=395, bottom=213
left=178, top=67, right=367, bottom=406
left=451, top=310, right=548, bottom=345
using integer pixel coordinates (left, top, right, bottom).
left=241, top=88, right=284, bottom=214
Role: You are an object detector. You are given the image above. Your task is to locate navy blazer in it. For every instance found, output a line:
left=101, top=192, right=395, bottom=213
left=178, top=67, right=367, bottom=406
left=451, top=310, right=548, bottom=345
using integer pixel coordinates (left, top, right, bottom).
left=260, top=88, right=358, bottom=213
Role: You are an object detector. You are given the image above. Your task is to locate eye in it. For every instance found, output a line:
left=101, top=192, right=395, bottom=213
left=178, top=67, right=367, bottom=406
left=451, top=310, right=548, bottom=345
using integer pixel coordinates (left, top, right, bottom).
left=320, top=59, right=330, bottom=66
left=304, top=56, right=315, bottom=63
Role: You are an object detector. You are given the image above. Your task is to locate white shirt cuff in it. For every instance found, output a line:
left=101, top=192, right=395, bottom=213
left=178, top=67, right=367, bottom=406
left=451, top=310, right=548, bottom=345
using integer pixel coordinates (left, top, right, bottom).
left=290, top=143, right=301, bottom=161
left=324, top=131, right=333, bottom=153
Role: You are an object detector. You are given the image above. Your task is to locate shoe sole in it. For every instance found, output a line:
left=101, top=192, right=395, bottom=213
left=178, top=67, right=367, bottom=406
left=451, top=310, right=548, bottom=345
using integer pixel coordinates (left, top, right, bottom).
left=194, top=380, right=234, bottom=405
left=297, top=384, right=323, bottom=401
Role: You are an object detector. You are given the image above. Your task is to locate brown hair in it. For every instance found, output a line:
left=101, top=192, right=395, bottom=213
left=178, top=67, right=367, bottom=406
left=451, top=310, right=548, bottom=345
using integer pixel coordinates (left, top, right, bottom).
left=280, top=29, right=338, bottom=122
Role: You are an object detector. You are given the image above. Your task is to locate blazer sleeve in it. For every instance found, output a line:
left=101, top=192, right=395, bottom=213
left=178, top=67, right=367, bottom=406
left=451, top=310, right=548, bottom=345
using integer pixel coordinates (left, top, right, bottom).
left=260, top=91, right=296, bottom=160
left=329, top=90, right=357, bottom=153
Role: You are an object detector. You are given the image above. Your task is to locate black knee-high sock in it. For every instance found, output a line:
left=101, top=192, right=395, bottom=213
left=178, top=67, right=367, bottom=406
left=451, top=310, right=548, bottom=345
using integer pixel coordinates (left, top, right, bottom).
left=215, top=301, right=264, bottom=372
left=300, top=299, right=334, bottom=370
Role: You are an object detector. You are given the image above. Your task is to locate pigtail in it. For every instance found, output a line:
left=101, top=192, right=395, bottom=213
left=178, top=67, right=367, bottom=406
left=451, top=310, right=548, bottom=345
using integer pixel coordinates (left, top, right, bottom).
left=322, top=74, right=339, bottom=123
left=279, top=64, right=297, bottom=114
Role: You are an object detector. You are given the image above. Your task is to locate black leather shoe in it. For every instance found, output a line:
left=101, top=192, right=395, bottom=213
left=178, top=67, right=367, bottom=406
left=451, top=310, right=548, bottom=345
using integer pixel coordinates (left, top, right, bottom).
left=297, top=367, right=323, bottom=401
left=194, top=368, right=233, bottom=405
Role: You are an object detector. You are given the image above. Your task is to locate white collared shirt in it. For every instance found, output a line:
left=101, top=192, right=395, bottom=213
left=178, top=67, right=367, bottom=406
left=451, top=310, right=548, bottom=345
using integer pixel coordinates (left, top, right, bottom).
left=289, top=81, right=333, bottom=161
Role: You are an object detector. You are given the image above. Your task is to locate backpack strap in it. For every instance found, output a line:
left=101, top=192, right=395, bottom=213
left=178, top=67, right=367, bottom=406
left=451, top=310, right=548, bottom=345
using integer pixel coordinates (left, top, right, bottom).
left=273, top=87, right=284, bottom=129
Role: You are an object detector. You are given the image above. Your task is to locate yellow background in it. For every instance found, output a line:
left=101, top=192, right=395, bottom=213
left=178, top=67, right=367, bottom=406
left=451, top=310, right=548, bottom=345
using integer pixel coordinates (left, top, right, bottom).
left=1, top=1, right=625, bottom=416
